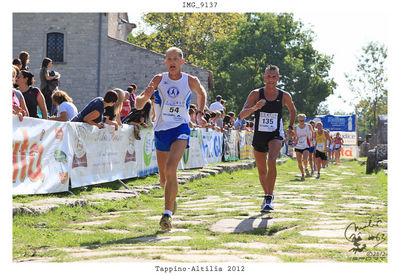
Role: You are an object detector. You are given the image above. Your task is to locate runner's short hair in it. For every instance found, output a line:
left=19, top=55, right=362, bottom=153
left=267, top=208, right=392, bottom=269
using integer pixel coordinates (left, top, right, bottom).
left=265, top=65, right=280, bottom=74
left=216, top=95, right=222, bottom=101
left=166, top=47, right=183, bottom=59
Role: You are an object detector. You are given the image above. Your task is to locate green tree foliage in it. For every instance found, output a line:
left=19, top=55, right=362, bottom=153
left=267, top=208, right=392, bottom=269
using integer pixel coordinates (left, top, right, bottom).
left=128, top=13, right=244, bottom=68
left=129, top=13, right=336, bottom=117
left=206, top=13, right=336, bottom=115
left=345, top=41, right=388, bottom=137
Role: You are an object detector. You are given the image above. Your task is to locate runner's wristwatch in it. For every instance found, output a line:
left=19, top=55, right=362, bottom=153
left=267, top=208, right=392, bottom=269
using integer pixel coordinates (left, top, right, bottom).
left=196, top=110, right=204, bottom=116
left=288, top=125, right=293, bottom=130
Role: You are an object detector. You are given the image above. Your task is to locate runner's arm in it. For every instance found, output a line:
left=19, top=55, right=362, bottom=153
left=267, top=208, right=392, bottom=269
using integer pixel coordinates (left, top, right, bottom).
left=188, top=75, right=207, bottom=127
left=135, top=75, right=161, bottom=110
left=239, top=90, right=264, bottom=120
left=283, top=92, right=296, bottom=128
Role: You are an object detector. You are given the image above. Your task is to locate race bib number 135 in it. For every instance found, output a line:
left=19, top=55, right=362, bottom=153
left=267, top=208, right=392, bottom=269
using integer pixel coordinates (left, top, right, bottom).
left=258, top=112, right=278, bottom=132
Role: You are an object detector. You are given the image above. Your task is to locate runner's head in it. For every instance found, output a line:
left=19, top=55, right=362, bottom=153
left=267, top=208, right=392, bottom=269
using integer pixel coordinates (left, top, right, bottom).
left=297, top=114, right=306, bottom=125
left=316, top=121, right=323, bottom=130
left=264, top=65, right=280, bottom=85
left=309, top=120, right=315, bottom=128
left=336, top=132, right=340, bottom=137
left=165, top=47, right=185, bottom=73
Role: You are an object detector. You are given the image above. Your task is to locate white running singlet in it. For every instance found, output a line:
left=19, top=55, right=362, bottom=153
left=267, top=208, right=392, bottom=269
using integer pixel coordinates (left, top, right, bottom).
left=153, top=72, right=192, bottom=131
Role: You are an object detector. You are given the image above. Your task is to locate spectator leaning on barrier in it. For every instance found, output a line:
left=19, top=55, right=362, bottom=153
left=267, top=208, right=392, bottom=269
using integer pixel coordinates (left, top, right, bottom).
left=40, top=57, right=61, bottom=116
left=104, top=88, right=125, bottom=131
left=70, top=90, right=118, bottom=129
left=49, top=90, right=78, bottom=121
left=122, top=94, right=153, bottom=140
left=16, top=70, right=48, bottom=119
left=18, top=51, right=30, bottom=71
left=12, top=65, right=29, bottom=117
left=223, top=115, right=234, bottom=130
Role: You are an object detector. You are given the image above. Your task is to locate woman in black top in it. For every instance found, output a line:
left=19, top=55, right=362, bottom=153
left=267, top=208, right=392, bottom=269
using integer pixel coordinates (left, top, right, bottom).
left=15, top=70, right=48, bottom=119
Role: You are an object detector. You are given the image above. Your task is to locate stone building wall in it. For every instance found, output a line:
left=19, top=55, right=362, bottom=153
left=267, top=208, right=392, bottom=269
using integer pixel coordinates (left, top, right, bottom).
left=13, top=13, right=210, bottom=111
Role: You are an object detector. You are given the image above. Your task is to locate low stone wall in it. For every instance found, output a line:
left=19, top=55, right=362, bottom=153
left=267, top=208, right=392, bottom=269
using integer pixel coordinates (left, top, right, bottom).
left=366, top=144, right=387, bottom=174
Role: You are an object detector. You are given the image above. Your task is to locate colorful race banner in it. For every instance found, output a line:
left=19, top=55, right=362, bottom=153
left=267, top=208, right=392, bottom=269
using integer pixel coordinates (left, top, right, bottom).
left=238, top=131, right=254, bottom=159
left=200, top=128, right=223, bottom=165
left=13, top=118, right=257, bottom=195
left=135, top=128, right=158, bottom=177
left=68, top=122, right=139, bottom=188
left=307, top=114, right=356, bottom=132
left=12, top=116, right=70, bottom=195
left=180, top=128, right=205, bottom=169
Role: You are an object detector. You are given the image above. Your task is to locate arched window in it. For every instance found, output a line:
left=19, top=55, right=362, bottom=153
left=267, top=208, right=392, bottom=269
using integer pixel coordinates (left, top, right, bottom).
left=46, top=32, right=64, bottom=62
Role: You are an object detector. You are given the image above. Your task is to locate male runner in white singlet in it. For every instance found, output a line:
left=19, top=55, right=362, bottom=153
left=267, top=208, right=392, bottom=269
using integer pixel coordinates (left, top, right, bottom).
left=135, top=47, right=207, bottom=230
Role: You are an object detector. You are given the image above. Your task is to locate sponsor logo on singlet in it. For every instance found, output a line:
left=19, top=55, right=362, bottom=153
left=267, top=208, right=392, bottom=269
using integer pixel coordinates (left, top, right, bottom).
left=167, top=87, right=180, bottom=98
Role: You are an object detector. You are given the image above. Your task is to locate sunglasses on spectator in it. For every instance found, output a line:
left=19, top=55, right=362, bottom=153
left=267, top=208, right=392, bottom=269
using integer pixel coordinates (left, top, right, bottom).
left=299, top=120, right=305, bottom=122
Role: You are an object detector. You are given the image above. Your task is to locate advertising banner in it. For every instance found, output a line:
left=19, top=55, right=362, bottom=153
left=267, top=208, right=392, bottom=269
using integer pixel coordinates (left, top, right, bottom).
left=238, top=131, right=254, bottom=159
left=68, top=123, right=139, bottom=188
left=223, top=130, right=239, bottom=162
left=12, top=116, right=70, bottom=195
left=135, top=128, right=158, bottom=177
left=180, top=128, right=205, bottom=169
left=200, top=128, right=223, bottom=165
left=307, top=114, right=356, bottom=132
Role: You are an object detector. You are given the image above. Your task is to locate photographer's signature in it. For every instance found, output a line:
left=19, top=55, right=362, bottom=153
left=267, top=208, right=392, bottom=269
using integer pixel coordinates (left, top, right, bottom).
left=344, top=217, right=387, bottom=254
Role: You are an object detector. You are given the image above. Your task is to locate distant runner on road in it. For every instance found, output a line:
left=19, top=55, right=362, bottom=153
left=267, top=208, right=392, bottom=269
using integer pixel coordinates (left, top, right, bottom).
left=314, top=121, right=330, bottom=179
left=239, top=65, right=296, bottom=212
left=293, top=114, right=313, bottom=180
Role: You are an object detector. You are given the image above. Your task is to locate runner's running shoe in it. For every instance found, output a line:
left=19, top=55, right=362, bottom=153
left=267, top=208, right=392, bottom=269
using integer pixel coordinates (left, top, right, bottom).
left=159, top=214, right=172, bottom=231
left=316, top=173, right=320, bottom=179
left=261, top=194, right=274, bottom=212
left=305, top=168, right=310, bottom=177
left=301, top=174, right=305, bottom=181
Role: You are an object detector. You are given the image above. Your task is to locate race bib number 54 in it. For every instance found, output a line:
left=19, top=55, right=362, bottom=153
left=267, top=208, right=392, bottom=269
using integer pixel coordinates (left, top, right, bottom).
left=162, top=100, right=186, bottom=122
left=258, top=112, right=278, bottom=132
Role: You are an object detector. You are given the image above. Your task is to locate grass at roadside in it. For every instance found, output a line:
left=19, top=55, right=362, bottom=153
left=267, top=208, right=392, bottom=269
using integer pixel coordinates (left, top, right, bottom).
left=13, top=159, right=387, bottom=262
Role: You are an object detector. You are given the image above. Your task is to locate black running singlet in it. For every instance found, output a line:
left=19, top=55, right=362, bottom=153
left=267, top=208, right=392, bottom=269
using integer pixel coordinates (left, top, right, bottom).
left=252, top=88, right=284, bottom=147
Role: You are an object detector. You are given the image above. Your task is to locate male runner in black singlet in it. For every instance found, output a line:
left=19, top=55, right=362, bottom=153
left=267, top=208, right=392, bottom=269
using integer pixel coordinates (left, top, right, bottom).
left=239, top=65, right=296, bottom=212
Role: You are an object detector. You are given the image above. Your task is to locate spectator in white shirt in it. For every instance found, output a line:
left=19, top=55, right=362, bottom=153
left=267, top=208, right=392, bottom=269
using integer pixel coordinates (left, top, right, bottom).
left=209, top=95, right=224, bottom=114
left=49, top=90, right=78, bottom=121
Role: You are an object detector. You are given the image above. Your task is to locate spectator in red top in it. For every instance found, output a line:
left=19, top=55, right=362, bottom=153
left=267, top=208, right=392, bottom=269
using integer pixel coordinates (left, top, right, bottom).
left=120, top=91, right=131, bottom=121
